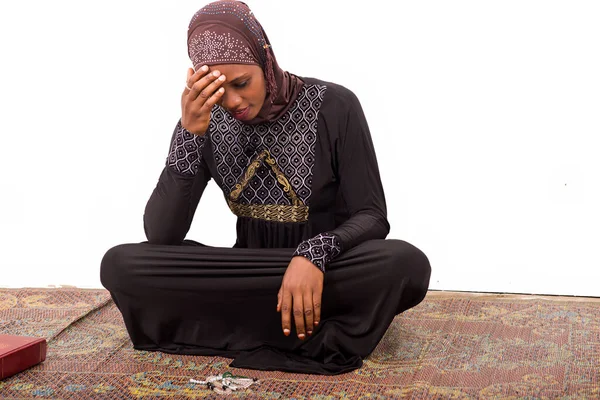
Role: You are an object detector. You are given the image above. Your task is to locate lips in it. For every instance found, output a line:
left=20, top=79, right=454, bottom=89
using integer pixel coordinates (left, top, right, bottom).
left=231, top=107, right=250, bottom=121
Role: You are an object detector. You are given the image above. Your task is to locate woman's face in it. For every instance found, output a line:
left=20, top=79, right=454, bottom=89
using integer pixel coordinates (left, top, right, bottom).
left=210, top=63, right=266, bottom=121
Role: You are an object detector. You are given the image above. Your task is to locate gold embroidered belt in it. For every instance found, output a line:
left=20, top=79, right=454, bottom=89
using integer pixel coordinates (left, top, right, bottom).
left=227, top=200, right=309, bottom=223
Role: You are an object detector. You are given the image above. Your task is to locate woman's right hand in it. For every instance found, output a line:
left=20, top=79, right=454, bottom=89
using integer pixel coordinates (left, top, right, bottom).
left=181, top=65, right=226, bottom=136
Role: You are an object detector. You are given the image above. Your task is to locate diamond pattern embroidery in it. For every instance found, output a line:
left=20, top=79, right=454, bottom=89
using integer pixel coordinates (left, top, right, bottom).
left=293, top=233, right=342, bottom=272
left=166, top=121, right=207, bottom=176
left=209, top=84, right=326, bottom=206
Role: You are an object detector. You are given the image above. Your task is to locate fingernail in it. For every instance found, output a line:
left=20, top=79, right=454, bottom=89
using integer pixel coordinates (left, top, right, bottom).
left=283, top=329, right=290, bottom=335
left=308, top=331, right=313, bottom=335
left=213, top=71, right=220, bottom=77
left=314, top=321, right=319, bottom=326
left=298, top=334, right=305, bottom=339
left=219, top=75, right=226, bottom=81
left=201, top=65, right=208, bottom=71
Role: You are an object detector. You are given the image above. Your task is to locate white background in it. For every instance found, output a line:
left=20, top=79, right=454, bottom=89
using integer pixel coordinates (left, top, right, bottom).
left=0, top=1, right=599, bottom=295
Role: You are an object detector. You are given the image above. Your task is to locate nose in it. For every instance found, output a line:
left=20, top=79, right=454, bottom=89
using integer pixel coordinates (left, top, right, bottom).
left=220, top=90, right=242, bottom=110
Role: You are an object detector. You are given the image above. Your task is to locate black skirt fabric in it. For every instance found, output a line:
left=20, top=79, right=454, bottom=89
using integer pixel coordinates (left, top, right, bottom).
left=100, top=239, right=430, bottom=375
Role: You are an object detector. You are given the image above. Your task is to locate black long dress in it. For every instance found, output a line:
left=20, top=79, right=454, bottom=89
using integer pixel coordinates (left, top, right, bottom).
left=100, top=78, right=431, bottom=375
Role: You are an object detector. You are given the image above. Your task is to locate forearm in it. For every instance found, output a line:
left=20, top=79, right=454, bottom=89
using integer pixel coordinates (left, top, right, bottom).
left=330, top=210, right=389, bottom=251
left=143, top=167, right=204, bottom=244
left=144, top=121, right=210, bottom=244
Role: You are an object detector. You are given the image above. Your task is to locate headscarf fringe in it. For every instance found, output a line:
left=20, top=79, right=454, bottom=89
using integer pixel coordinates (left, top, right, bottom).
left=265, top=49, right=277, bottom=105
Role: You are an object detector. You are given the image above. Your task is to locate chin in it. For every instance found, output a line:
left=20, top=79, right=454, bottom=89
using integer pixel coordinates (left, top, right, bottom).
left=247, top=109, right=259, bottom=120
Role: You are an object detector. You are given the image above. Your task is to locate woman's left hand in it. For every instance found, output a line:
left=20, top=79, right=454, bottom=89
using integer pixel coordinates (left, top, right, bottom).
left=277, top=256, right=323, bottom=340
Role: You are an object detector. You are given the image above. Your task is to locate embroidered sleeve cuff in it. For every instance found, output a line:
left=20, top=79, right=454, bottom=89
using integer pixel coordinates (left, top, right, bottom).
left=166, top=121, right=207, bottom=176
left=293, top=233, right=342, bottom=272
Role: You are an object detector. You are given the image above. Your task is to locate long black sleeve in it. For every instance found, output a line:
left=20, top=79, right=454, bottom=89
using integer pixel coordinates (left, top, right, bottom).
left=294, top=85, right=390, bottom=271
left=143, top=121, right=211, bottom=245
left=330, top=88, right=390, bottom=248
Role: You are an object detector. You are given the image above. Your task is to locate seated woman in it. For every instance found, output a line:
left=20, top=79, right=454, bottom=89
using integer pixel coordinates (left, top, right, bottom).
left=100, top=0, right=431, bottom=375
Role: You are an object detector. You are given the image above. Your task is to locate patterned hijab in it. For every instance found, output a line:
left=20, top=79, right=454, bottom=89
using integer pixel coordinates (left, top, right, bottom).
left=188, top=0, right=304, bottom=124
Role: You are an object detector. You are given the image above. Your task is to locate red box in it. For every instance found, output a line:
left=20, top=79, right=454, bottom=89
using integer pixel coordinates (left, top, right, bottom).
left=0, top=334, right=47, bottom=380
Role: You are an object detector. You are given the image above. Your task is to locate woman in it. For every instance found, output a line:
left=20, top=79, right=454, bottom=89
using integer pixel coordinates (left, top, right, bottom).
left=101, top=0, right=431, bottom=375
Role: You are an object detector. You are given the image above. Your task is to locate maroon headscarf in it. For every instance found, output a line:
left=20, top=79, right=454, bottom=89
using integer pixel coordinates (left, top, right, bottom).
left=187, top=0, right=304, bottom=124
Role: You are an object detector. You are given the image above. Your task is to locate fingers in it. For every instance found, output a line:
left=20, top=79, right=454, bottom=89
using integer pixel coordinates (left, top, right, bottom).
left=277, top=289, right=282, bottom=312
left=292, top=293, right=306, bottom=340
left=313, top=289, right=322, bottom=328
left=200, top=85, right=225, bottom=111
left=188, top=69, right=225, bottom=105
left=186, top=65, right=208, bottom=91
left=185, top=68, right=194, bottom=91
left=281, top=289, right=310, bottom=340
left=303, top=291, right=314, bottom=335
left=280, top=290, right=292, bottom=337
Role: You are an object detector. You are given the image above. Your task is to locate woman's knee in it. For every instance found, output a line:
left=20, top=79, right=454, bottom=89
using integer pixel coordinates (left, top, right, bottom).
left=393, top=240, right=431, bottom=282
left=100, top=243, right=140, bottom=291
left=386, top=240, right=431, bottom=310
left=368, top=240, right=430, bottom=278
left=370, top=239, right=431, bottom=302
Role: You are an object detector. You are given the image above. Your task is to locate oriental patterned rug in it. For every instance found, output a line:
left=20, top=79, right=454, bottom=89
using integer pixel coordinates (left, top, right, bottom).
left=0, top=288, right=598, bottom=399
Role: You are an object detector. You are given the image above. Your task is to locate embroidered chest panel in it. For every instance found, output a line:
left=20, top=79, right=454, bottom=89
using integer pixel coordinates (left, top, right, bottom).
left=208, top=84, right=326, bottom=222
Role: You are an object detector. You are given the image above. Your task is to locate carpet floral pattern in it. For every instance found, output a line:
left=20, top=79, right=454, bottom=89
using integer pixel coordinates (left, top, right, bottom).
left=1, top=289, right=598, bottom=399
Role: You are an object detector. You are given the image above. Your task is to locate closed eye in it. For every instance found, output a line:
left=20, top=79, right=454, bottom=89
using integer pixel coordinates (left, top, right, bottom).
left=234, top=80, right=249, bottom=88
